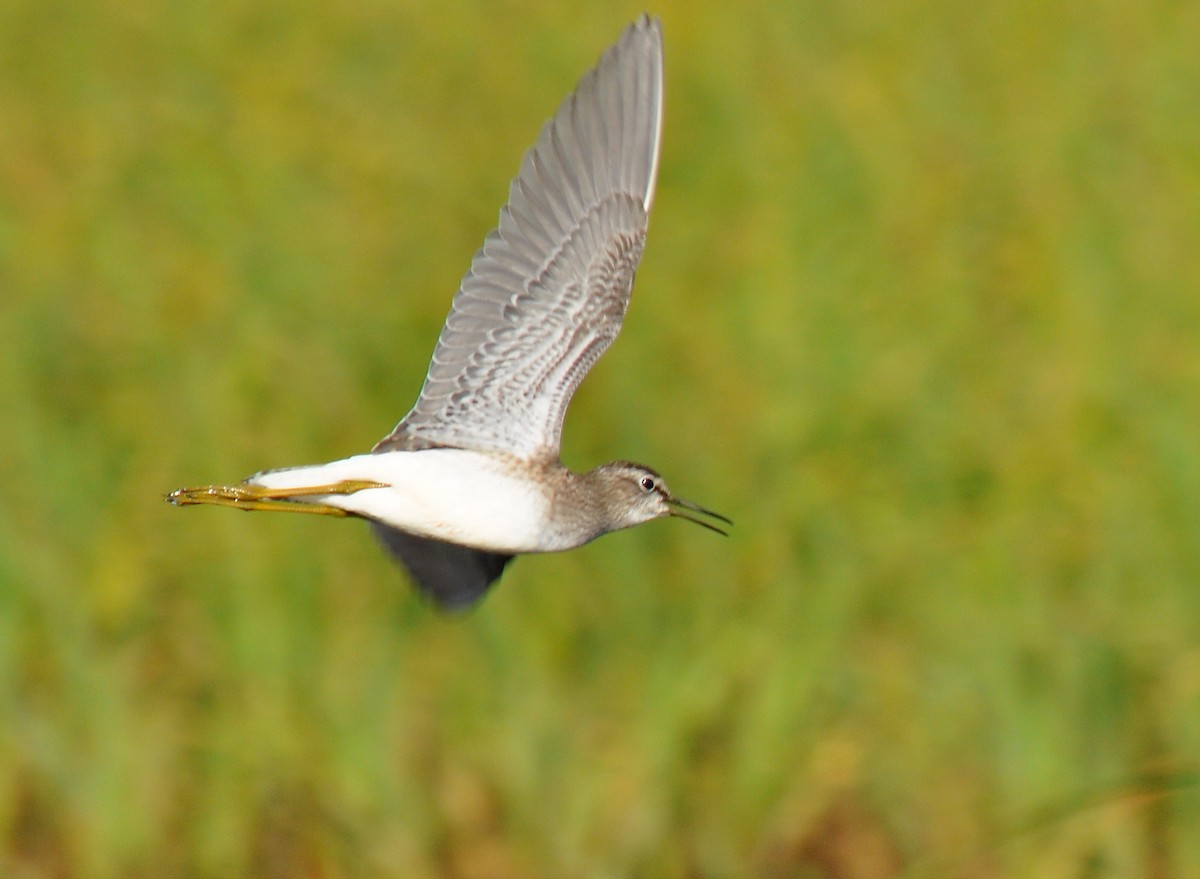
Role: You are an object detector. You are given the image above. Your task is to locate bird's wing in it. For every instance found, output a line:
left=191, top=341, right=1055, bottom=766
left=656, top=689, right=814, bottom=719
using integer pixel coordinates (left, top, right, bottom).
left=370, top=522, right=513, bottom=610
left=375, top=15, right=663, bottom=460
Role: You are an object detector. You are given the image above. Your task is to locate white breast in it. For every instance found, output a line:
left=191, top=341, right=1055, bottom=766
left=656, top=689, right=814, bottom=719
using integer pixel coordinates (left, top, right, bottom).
left=248, top=449, right=557, bottom=553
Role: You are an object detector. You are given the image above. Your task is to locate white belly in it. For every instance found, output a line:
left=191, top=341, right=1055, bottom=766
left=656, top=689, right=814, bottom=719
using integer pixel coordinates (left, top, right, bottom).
left=248, top=449, right=557, bottom=553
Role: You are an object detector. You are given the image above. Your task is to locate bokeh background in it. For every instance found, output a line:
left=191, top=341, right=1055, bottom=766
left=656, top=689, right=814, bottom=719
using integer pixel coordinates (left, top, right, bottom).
left=2, top=0, right=1199, bottom=876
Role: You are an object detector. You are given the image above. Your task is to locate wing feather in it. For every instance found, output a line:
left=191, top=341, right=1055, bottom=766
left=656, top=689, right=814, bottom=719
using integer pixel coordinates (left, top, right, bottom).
left=376, top=16, right=664, bottom=460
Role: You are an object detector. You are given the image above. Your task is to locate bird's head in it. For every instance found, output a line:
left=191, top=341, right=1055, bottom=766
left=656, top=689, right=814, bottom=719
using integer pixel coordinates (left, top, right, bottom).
left=586, top=461, right=730, bottom=535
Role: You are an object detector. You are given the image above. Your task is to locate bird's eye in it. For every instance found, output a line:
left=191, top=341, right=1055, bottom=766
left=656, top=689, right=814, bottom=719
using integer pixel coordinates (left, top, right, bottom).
left=639, top=476, right=656, bottom=492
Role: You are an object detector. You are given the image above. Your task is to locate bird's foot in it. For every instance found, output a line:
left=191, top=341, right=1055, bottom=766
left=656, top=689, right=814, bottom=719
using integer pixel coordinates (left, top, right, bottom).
left=165, top=480, right=386, bottom=516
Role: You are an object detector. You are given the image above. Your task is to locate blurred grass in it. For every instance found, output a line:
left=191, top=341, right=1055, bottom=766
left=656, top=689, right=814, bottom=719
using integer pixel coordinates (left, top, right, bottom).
left=2, top=0, right=1199, bottom=876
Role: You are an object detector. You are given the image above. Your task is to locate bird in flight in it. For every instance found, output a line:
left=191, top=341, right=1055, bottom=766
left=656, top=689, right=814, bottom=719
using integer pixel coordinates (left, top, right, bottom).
left=168, top=15, right=729, bottom=609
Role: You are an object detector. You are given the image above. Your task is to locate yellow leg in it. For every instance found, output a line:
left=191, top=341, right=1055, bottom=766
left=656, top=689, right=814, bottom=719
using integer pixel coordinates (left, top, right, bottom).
left=166, top=480, right=387, bottom=517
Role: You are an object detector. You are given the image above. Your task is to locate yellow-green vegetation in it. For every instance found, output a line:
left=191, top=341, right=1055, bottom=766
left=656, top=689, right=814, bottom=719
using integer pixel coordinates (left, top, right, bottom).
left=2, top=0, right=1198, bottom=876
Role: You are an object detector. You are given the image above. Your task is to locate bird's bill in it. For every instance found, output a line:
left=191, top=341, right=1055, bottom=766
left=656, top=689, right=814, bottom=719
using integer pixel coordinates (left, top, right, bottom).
left=667, top=496, right=731, bottom=536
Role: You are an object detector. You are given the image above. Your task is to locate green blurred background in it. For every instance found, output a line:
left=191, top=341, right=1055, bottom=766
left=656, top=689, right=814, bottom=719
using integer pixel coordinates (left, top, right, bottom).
left=2, top=0, right=1199, bottom=876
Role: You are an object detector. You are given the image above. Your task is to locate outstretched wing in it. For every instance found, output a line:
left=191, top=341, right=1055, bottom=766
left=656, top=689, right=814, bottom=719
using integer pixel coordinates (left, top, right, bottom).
left=376, top=15, right=663, bottom=460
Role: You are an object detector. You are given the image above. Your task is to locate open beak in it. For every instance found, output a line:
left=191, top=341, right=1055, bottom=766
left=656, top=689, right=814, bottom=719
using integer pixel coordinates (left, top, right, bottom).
left=667, top=496, right=732, bottom=536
